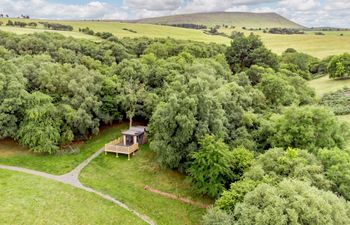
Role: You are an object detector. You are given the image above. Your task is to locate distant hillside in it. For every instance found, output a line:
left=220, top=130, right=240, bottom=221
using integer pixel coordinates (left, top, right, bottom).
left=134, top=12, right=304, bottom=29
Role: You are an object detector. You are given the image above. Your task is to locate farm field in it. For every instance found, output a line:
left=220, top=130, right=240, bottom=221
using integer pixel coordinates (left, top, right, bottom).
left=1, top=18, right=350, bottom=58
left=0, top=18, right=229, bottom=44
left=0, top=170, right=146, bottom=225
left=220, top=28, right=350, bottom=58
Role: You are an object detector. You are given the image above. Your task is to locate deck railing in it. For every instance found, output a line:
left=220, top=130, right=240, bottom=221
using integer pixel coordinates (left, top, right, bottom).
left=104, top=138, right=139, bottom=160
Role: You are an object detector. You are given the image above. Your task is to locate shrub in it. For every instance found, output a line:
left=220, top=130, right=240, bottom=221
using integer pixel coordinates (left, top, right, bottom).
left=202, top=208, right=234, bottom=225
left=215, top=179, right=258, bottom=212
left=328, top=53, right=350, bottom=79
left=320, top=87, right=350, bottom=115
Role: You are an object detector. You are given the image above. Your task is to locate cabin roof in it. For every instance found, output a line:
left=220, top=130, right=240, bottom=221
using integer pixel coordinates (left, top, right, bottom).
left=122, top=126, right=147, bottom=136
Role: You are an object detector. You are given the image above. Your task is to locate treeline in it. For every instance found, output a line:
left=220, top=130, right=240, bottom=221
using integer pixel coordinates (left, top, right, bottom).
left=1, top=30, right=350, bottom=224
left=147, top=33, right=350, bottom=224
left=309, top=27, right=350, bottom=31
left=5, top=20, right=37, bottom=28
left=3, top=20, right=73, bottom=31
left=39, top=22, right=73, bottom=31
left=166, top=23, right=207, bottom=29
left=268, top=27, right=305, bottom=34
left=0, top=31, right=226, bottom=154
left=79, top=27, right=117, bottom=40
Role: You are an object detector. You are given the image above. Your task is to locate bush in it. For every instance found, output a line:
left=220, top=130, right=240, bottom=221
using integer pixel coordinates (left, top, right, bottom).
left=320, top=87, right=350, bottom=115
left=215, top=179, right=258, bottom=212
left=315, top=31, right=325, bottom=35
left=328, top=53, right=350, bottom=79
left=202, top=208, right=234, bottom=225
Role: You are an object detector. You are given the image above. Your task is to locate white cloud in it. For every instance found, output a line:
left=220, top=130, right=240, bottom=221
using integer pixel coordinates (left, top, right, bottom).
left=123, top=0, right=182, bottom=11
left=0, top=0, right=128, bottom=20
left=279, top=0, right=320, bottom=11
left=226, top=5, right=250, bottom=12
left=0, top=0, right=348, bottom=28
left=179, top=0, right=278, bottom=13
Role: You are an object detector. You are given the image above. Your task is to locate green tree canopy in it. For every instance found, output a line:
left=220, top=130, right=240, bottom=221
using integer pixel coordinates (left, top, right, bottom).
left=244, top=148, right=330, bottom=189
left=226, top=33, right=278, bottom=73
left=234, top=179, right=350, bottom=225
left=267, top=106, right=349, bottom=152
left=187, top=135, right=235, bottom=198
left=318, top=148, right=350, bottom=200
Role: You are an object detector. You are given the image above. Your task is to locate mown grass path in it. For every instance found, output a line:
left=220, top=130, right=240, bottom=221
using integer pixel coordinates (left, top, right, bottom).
left=0, top=147, right=156, bottom=225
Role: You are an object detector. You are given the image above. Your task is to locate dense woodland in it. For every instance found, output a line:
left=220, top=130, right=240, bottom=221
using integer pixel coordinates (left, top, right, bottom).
left=1, top=30, right=350, bottom=224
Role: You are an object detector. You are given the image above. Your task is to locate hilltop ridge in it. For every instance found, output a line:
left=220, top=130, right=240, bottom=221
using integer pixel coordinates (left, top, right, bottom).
left=133, top=11, right=305, bottom=29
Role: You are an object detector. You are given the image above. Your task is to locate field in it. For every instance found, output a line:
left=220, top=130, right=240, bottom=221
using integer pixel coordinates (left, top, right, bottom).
left=1, top=18, right=350, bottom=58
left=220, top=28, right=350, bottom=58
left=0, top=170, right=146, bottom=225
left=0, top=18, right=229, bottom=44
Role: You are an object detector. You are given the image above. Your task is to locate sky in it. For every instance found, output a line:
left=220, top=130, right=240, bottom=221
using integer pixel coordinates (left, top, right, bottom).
left=0, top=0, right=349, bottom=28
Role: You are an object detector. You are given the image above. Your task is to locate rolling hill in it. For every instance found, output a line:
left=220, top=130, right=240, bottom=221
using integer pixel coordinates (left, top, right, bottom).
left=134, top=12, right=305, bottom=29
left=1, top=15, right=350, bottom=58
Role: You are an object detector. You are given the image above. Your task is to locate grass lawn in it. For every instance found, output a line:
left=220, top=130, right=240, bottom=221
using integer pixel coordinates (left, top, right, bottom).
left=80, top=145, right=212, bottom=225
left=0, top=122, right=128, bottom=175
left=0, top=170, right=146, bottom=225
left=308, top=76, right=350, bottom=97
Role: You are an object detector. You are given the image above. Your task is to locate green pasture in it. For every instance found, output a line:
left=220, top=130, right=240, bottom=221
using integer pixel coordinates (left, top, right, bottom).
left=1, top=18, right=350, bottom=58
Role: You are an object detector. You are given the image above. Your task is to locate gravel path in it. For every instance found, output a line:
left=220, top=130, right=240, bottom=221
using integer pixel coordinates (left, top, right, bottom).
left=0, top=148, right=156, bottom=225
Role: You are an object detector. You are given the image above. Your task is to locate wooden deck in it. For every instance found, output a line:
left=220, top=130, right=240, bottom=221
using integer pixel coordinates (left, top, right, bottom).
left=104, top=138, right=139, bottom=160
